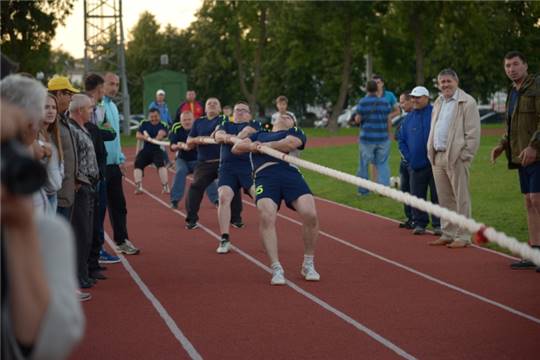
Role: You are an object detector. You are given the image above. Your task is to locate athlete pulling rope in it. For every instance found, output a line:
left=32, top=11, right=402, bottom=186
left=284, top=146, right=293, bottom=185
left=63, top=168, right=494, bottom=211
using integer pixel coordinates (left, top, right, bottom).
left=141, top=131, right=540, bottom=266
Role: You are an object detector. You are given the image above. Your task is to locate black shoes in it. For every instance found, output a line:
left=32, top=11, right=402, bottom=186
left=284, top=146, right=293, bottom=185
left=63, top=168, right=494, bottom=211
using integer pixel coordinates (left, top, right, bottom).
left=510, top=260, right=536, bottom=270
left=90, top=271, right=107, bottom=280
left=185, top=221, right=199, bottom=230
left=399, top=221, right=414, bottom=229
left=231, top=221, right=245, bottom=229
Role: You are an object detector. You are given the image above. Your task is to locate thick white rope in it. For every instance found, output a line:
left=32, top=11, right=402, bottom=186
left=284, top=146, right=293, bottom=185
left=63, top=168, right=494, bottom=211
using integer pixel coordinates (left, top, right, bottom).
left=141, top=133, right=540, bottom=265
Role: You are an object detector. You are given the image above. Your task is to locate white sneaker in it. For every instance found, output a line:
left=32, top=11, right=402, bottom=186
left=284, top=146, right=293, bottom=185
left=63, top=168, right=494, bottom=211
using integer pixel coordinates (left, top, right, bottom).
left=271, top=267, right=286, bottom=285
left=301, top=263, right=320, bottom=281
left=134, top=183, right=143, bottom=194
left=216, top=240, right=231, bottom=254
left=162, top=184, right=170, bottom=194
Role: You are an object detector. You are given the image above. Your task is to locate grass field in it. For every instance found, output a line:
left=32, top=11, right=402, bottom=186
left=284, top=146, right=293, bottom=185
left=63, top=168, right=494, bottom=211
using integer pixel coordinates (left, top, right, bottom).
left=121, top=123, right=527, bottom=252
left=299, top=126, right=528, bottom=253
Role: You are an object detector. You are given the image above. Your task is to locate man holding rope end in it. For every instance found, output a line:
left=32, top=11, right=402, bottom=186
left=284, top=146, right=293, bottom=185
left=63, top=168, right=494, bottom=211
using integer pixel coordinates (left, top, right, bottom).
left=133, top=108, right=170, bottom=194
left=491, top=51, right=540, bottom=272
left=232, top=113, right=320, bottom=285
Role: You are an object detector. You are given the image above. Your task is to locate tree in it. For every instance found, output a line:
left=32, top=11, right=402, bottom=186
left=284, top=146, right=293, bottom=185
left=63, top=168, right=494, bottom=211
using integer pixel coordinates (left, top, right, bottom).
left=1, top=0, right=74, bottom=75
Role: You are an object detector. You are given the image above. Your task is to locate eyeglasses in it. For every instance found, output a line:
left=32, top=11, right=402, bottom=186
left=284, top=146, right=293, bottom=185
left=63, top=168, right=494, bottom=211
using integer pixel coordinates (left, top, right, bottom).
left=234, top=108, right=250, bottom=114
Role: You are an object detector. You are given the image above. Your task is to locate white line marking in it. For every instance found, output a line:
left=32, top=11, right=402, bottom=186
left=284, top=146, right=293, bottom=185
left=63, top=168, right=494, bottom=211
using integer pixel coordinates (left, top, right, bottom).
left=124, top=177, right=417, bottom=359
left=313, top=196, right=520, bottom=261
left=104, top=234, right=203, bottom=360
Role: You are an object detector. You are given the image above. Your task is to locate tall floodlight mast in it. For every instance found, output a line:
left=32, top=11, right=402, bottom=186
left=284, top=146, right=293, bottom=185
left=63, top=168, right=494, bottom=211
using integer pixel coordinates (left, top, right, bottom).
left=84, top=0, right=131, bottom=134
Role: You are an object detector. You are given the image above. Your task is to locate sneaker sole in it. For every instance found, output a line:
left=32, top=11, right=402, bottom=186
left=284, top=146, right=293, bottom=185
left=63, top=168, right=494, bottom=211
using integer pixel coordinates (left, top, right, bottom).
left=185, top=224, right=199, bottom=230
left=271, top=279, right=286, bottom=285
left=301, top=269, right=321, bottom=281
left=99, top=259, right=121, bottom=264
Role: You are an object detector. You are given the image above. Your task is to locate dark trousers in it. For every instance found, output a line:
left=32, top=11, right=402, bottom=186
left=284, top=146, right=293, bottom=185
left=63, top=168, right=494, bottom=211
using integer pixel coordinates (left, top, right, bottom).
left=185, top=161, right=242, bottom=223
left=57, top=205, right=73, bottom=222
left=409, top=165, right=440, bottom=229
left=71, top=183, right=95, bottom=281
left=88, top=179, right=106, bottom=272
left=105, top=164, right=129, bottom=245
left=399, top=159, right=412, bottom=223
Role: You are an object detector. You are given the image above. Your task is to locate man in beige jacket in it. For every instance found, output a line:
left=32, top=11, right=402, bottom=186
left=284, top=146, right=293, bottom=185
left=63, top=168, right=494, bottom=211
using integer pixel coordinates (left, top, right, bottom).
left=427, top=69, right=481, bottom=248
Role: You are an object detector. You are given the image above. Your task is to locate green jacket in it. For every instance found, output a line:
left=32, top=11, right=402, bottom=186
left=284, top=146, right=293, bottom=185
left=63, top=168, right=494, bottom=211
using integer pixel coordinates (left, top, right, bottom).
left=500, top=74, right=540, bottom=168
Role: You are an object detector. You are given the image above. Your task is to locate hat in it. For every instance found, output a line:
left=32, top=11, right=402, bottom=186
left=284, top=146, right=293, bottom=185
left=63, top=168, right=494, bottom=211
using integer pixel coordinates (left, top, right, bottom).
left=47, top=75, right=79, bottom=93
left=410, top=86, right=429, bottom=97
left=156, top=89, right=165, bottom=96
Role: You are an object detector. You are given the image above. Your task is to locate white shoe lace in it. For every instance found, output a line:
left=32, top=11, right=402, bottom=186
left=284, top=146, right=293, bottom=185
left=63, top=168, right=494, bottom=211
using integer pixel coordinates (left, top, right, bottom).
left=271, top=268, right=286, bottom=285
left=301, top=264, right=320, bottom=281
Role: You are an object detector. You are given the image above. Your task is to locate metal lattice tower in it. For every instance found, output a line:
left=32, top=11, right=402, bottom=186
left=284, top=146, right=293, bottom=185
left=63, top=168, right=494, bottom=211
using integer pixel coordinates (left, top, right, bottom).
left=84, top=0, right=131, bottom=134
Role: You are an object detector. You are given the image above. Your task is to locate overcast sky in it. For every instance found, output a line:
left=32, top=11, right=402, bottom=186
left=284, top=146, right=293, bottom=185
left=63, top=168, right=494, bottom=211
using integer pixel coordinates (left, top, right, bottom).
left=52, top=0, right=203, bottom=58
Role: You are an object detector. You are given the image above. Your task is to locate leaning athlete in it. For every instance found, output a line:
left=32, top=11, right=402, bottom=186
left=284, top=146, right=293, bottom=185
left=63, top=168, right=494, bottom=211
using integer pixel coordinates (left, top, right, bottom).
left=232, top=113, right=320, bottom=285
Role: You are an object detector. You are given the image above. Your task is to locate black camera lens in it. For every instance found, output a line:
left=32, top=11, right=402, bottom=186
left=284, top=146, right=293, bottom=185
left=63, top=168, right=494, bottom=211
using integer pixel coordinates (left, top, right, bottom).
left=1, top=140, right=47, bottom=195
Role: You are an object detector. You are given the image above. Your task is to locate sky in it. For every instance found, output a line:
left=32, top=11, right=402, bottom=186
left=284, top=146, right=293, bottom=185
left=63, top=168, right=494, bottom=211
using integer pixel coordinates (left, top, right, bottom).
left=52, top=0, right=203, bottom=59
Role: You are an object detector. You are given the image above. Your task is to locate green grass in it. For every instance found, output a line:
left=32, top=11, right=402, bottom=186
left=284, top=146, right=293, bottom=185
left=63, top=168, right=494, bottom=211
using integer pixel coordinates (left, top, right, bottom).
left=300, top=134, right=527, bottom=253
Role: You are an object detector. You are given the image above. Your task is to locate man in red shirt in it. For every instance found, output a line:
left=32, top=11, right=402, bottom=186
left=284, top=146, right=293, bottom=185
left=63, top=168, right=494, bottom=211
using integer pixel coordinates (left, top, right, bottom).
left=175, top=90, right=204, bottom=122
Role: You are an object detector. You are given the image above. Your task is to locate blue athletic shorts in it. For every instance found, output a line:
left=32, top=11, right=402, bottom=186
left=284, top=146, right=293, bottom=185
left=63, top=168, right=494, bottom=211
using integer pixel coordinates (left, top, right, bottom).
left=254, top=165, right=312, bottom=210
left=218, top=165, right=253, bottom=194
left=518, top=161, right=540, bottom=194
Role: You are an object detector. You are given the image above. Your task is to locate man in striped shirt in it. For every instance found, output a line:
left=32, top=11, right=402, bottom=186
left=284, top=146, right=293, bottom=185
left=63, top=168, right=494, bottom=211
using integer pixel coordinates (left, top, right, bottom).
left=354, top=80, right=392, bottom=195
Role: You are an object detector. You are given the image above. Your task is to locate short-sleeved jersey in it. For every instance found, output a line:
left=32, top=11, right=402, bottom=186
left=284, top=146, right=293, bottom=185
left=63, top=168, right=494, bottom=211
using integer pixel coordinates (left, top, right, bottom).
left=217, top=119, right=261, bottom=166
left=188, top=115, right=223, bottom=161
left=138, top=120, right=168, bottom=151
left=249, top=127, right=306, bottom=172
left=356, top=95, right=392, bottom=144
left=169, top=122, right=197, bottom=162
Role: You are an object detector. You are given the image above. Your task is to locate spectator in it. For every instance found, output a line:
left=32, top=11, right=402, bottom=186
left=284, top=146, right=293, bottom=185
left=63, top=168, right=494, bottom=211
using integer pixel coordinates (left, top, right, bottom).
left=133, top=108, right=170, bottom=194
left=354, top=80, right=393, bottom=195
left=84, top=73, right=117, bottom=279
left=232, top=112, right=320, bottom=285
left=213, top=101, right=260, bottom=254
left=372, top=74, right=400, bottom=120
left=168, top=111, right=218, bottom=209
left=398, top=86, right=441, bottom=235
left=47, top=75, right=79, bottom=221
left=68, top=94, right=100, bottom=289
left=396, top=92, right=414, bottom=229
left=175, top=90, right=204, bottom=122
left=427, top=69, right=480, bottom=248
left=1, top=74, right=84, bottom=360
left=102, top=72, right=140, bottom=256
left=184, top=98, right=243, bottom=230
left=223, top=105, right=233, bottom=120
left=271, top=95, right=296, bottom=125
left=491, top=51, right=540, bottom=271
left=148, top=89, right=171, bottom=125
left=38, top=93, right=64, bottom=214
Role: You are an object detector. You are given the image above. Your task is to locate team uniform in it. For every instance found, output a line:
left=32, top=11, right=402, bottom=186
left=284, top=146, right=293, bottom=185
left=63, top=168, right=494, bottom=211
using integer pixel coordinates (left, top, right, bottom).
left=249, top=127, right=311, bottom=209
left=186, top=115, right=242, bottom=226
left=169, top=122, right=218, bottom=206
left=134, top=120, right=169, bottom=170
left=217, top=119, right=261, bottom=193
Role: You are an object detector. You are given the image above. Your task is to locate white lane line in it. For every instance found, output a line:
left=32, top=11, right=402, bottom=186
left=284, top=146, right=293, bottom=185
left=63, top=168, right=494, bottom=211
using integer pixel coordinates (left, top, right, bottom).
left=313, top=196, right=520, bottom=261
left=248, top=206, right=540, bottom=326
left=163, top=162, right=538, bottom=324
left=124, top=177, right=417, bottom=360
left=104, top=233, right=203, bottom=360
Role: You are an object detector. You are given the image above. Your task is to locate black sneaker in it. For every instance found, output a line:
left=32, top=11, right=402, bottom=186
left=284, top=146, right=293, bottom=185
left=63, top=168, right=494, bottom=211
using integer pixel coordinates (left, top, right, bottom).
left=231, top=221, right=245, bottom=229
left=90, top=271, right=107, bottom=280
left=170, top=201, right=178, bottom=209
left=185, top=221, right=199, bottom=230
left=510, top=259, right=536, bottom=270
left=399, top=221, right=413, bottom=229
left=412, top=226, right=426, bottom=235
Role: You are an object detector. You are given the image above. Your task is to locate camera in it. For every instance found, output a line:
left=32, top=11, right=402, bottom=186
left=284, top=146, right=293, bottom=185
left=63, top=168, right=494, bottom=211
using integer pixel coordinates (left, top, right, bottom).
left=1, top=139, right=47, bottom=195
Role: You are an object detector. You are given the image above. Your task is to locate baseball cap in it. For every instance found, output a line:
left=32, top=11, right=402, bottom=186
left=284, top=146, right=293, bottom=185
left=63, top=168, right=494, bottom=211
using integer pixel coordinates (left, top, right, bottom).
left=410, top=86, right=429, bottom=97
left=156, top=89, right=165, bottom=96
left=47, top=75, right=79, bottom=93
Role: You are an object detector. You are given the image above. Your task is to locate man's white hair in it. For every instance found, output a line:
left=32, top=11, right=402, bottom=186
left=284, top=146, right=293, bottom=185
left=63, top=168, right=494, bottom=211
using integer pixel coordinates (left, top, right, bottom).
left=0, top=74, right=47, bottom=126
left=68, top=94, right=91, bottom=113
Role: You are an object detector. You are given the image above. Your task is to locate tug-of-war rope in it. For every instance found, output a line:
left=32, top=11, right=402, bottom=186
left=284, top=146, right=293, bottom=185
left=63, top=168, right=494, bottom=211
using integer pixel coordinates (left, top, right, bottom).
left=142, top=133, right=540, bottom=266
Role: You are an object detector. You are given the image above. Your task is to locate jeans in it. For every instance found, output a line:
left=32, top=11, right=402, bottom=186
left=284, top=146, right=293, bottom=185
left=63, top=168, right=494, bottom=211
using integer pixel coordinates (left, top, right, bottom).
left=47, top=193, right=58, bottom=214
left=399, top=159, right=412, bottom=222
left=57, top=205, right=73, bottom=222
left=409, top=165, right=440, bottom=229
left=356, top=139, right=391, bottom=194
left=171, top=158, right=218, bottom=204
left=96, top=179, right=107, bottom=242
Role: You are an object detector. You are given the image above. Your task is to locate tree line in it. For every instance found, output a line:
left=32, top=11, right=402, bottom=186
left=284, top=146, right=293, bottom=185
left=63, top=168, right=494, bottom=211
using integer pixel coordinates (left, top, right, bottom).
left=2, top=1, right=539, bottom=130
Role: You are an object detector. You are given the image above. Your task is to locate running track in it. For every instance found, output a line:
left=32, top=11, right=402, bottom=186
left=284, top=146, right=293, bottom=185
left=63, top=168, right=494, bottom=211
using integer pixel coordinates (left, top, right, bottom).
left=70, top=145, right=540, bottom=360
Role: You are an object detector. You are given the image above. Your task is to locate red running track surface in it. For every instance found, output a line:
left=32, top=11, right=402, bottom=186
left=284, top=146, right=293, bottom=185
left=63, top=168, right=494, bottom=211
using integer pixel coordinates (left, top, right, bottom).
left=70, top=147, right=540, bottom=360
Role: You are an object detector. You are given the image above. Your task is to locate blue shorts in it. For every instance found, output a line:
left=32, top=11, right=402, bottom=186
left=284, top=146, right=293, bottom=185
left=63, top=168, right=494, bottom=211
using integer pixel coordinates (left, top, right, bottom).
left=518, top=161, right=540, bottom=194
left=254, top=165, right=312, bottom=210
left=218, top=165, right=253, bottom=194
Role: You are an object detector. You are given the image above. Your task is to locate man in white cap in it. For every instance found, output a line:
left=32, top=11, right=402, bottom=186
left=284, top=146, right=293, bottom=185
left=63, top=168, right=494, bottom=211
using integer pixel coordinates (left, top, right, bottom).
left=148, top=89, right=171, bottom=126
left=427, top=69, right=480, bottom=248
left=398, top=86, right=441, bottom=236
